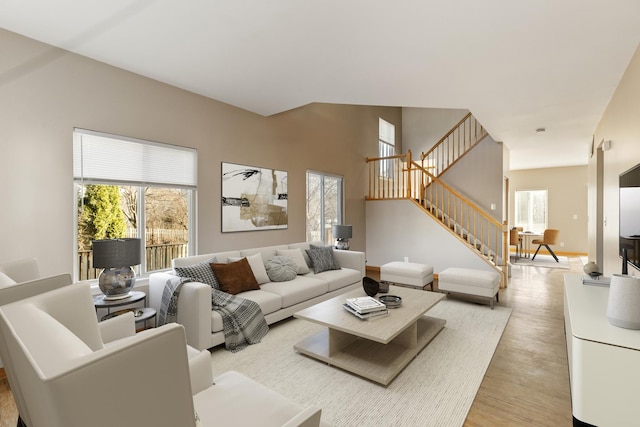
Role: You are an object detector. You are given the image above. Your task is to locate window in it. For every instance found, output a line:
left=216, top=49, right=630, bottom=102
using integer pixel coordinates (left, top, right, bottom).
left=515, top=190, right=547, bottom=233
left=379, top=118, right=395, bottom=178
left=306, top=171, right=344, bottom=245
left=73, top=129, right=197, bottom=281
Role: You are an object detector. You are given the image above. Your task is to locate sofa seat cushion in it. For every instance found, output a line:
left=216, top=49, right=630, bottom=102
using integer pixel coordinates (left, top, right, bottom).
left=309, top=267, right=361, bottom=292
left=209, top=289, right=282, bottom=333
left=259, top=276, right=328, bottom=308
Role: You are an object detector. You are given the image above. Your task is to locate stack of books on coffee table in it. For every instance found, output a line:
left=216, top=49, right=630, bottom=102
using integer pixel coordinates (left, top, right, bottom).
left=343, top=296, right=389, bottom=320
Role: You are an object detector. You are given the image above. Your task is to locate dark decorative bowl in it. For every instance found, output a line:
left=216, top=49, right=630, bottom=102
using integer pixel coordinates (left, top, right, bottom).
left=362, top=277, right=380, bottom=296
left=379, top=295, right=402, bottom=308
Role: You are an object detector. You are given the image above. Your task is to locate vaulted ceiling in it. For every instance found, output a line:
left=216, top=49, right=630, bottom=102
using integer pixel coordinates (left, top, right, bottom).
left=2, top=0, right=639, bottom=169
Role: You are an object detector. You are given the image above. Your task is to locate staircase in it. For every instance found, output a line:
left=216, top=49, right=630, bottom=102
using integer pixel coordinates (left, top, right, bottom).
left=366, top=113, right=507, bottom=286
left=419, top=112, right=487, bottom=178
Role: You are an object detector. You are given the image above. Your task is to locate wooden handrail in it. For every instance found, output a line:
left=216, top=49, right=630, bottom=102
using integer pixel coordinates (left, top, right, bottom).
left=412, top=161, right=501, bottom=228
left=366, top=152, right=414, bottom=200
left=419, top=112, right=487, bottom=177
left=365, top=153, right=408, bottom=162
left=420, top=112, right=473, bottom=161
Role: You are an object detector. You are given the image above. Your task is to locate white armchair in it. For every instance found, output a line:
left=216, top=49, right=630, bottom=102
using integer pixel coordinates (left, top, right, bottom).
left=0, top=282, right=324, bottom=427
left=0, top=274, right=213, bottom=427
left=0, top=256, right=40, bottom=284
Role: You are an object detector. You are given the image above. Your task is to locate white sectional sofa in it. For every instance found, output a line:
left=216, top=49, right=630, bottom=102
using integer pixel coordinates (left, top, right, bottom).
left=148, top=241, right=365, bottom=351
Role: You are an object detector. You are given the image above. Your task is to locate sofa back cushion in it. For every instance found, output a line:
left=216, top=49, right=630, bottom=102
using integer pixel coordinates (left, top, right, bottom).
left=275, top=249, right=310, bottom=274
left=172, top=252, right=240, bottom=268
left=288, top=241, right=323, bottom=268
left=228, top=253, right=270, bottom=284
left=240, top=245, right=288, bottom=265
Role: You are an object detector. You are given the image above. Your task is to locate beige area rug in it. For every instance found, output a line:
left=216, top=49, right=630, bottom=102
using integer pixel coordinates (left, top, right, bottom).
left=210, top=299, right=512, bottom=427
left=511, top=254, right=570, bottom=269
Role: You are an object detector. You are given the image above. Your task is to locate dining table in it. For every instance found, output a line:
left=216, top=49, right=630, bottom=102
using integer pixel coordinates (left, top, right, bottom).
left=518, top=231, right=544, bottom=259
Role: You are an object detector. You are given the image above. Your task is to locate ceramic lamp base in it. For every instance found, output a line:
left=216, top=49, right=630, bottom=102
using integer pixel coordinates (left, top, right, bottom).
left=335, top=238, right=350, bottom=250
left=98, top=266, right=136, bottom=300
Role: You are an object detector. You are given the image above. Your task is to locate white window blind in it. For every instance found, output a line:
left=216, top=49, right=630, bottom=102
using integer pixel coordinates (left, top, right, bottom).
left=73, top=129, right=197, bottom=188
left=379, top=118, right=395, bottom=145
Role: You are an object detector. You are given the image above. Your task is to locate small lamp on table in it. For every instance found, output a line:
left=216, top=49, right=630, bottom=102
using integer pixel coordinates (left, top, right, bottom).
left=92, top=238, right=141, bottom=300
left=332, top=225, right=352, bottom=250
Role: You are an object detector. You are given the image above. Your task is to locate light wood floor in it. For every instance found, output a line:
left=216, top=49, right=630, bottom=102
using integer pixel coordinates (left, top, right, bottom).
left=463, top=259, right=575, bottom=426
left=0, top=259, right=575, bottom=427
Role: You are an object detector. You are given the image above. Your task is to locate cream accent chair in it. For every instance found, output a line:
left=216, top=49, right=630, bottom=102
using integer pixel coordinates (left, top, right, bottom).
left=0, top=282, right=324, bottom=427
left=0, top=273, right=213, bottom=427
left=0, top=257, right=40, bottom=285
left=0, top=274, right=72, bottom=427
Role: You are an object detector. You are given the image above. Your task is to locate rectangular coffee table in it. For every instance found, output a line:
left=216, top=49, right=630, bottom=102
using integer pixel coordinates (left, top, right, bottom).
left=293, top=285, right=445, bottom=385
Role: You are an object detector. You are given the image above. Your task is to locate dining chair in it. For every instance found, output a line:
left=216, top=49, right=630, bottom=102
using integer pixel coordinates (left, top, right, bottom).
left=509, top=228, right=522, bottom=261
left=531, top=229, right=560, bottom=262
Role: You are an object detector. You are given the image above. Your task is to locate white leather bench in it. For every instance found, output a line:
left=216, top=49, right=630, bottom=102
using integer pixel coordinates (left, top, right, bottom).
left=438, top=267, right=501, bottom=309
left=380, top=261, right=434, bottom=290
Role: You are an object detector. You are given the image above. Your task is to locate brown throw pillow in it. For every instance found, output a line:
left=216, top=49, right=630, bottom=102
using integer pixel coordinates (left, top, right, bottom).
left=210, top=258, right=260, bottom=295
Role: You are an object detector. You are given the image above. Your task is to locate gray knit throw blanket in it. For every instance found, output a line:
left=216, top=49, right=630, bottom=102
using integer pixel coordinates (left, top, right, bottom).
left=158, top=276, right=269, bottom=352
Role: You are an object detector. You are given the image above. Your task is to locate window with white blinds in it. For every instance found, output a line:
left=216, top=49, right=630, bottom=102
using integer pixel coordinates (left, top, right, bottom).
left=73, top=129, right=197, bottom=188
left=73, top=129, right=197, bottom=281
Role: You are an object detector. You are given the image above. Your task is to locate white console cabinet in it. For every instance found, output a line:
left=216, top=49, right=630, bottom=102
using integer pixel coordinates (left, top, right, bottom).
left=564, top=273, right=640, bottom=426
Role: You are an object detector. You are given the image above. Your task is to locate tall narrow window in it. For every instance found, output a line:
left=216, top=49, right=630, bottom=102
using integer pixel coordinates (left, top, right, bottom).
left=306, top=171, right=344, bottom=245
left=515, top=189, right=548, bottom=233
left=73, top=129, right=197, bottom=281
left=379, top=118, right=395, bottom=178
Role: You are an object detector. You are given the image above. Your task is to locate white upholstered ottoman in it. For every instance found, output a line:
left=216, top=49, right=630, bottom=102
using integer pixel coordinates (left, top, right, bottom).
left=438, top=267, right=501, bottom=309
left=380, top=261, right=434, bottom=290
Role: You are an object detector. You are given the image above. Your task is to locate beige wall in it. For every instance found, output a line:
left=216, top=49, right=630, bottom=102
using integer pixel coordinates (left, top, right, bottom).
left=509, top=166, right=588, bottom=255
left=401, top=107, right=468, bottom=154
left=592, top=43, right=640, bottom=276
left=0, top=28, right=401, bottom=277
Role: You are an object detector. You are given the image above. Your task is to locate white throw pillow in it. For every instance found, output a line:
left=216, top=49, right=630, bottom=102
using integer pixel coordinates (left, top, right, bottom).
left=0, top=272, right=17, bottom=288
left=276, top=248, right=310, bottom=274
left=228, top=253, right=270, bottom=284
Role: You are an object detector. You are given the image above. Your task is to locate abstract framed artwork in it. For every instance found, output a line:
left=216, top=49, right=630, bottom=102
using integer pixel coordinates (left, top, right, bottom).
left=221, top=162, right=288, bottom=232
